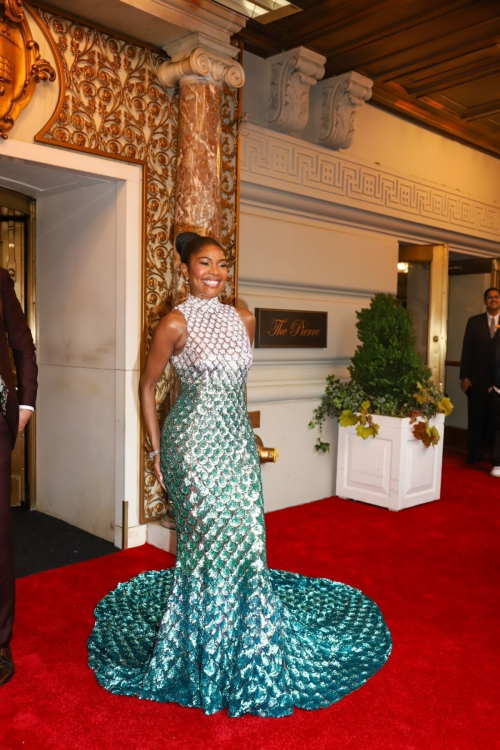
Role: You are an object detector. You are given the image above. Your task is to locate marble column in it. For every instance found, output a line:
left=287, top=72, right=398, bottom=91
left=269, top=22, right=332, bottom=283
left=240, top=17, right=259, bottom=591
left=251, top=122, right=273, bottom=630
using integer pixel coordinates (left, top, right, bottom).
left=158, top=35, right=245, bottom=413
left=158, top=34, right=245, bottom=243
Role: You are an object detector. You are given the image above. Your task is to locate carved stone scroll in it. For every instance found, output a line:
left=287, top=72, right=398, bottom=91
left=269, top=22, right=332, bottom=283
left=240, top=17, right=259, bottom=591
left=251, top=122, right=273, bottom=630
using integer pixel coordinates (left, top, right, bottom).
left=265, top=46, right=325, bottom=135
left=158, top=38, right=244, bottom=90
left=0, top=0, right=55, bottom=138
left=315, top=71, right=373, bottom=151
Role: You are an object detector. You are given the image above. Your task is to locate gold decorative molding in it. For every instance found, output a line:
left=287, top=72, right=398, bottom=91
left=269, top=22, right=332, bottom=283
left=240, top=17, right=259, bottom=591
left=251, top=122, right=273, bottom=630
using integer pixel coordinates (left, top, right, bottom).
left=220, top=80, right=241, bottom=305
left=0, top=0, right=55, bottom=138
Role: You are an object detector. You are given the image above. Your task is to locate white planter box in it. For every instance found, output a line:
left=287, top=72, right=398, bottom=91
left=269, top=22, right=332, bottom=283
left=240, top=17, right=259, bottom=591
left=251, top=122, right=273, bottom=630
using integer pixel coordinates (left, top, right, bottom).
left=335, top=413, right=445, bottom=511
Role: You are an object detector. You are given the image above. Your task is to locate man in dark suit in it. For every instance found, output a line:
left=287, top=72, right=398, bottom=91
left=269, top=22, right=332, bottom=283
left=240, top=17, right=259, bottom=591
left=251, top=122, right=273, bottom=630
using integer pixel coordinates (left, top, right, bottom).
left=489, top=329, right=500, bottom=476
left=0, top=267, right=37, bottom=686
left=460, top=286, right=500, bottom=464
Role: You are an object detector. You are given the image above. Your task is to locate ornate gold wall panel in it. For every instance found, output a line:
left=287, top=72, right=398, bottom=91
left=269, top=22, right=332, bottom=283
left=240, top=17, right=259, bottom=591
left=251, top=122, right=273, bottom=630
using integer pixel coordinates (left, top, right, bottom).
left=30, top=7, right=240, bottom=523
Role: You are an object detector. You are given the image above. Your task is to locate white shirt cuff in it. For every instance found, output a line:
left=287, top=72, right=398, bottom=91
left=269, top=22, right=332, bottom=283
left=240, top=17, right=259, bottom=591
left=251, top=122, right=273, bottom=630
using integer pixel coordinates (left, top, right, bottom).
left=19, top=405, right=34, bottom=411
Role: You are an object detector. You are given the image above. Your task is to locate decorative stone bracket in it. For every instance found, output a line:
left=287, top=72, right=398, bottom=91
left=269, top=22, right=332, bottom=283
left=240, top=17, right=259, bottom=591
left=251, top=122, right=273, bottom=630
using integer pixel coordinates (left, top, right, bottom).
left=265, top=46, right=326, bottom=135
left=158, top=33, right=244, bottom=89
left=315, top=71, right=373, bottom=150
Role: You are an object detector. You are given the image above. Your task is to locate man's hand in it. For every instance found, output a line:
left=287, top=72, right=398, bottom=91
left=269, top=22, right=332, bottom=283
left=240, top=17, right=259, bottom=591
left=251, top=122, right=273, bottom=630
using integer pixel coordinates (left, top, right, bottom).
left=18, top=409, right=33, bottom=432
left=460, top=378, right=472, bottom=394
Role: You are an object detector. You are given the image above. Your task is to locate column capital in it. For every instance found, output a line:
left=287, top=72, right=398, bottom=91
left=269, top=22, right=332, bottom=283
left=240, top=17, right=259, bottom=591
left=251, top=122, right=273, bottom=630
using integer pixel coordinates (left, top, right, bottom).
left=316, top=71, right=373, bottom=150
left=265, top=46, right=326, bottom=135
left=158, top=33, right=244, bottom=89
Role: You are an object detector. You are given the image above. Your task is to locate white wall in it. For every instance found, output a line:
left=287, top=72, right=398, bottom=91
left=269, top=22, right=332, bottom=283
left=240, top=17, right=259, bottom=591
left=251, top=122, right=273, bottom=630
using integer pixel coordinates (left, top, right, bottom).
left=0, top=138, right=145, bottom=547
left=240, top=51, right=500, bottom=513
left=239, top=200, right=398, bottom=512
left=36, top=183, right=118, bottom=540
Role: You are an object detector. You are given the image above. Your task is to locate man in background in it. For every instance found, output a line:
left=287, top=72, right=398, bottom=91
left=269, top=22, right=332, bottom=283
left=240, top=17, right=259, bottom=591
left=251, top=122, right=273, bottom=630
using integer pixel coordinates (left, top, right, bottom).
left=489, top=327, right=500, bottom=477
left=0, top=267, right=37, bottom=686
left=460, top=287, right=500, bottom=465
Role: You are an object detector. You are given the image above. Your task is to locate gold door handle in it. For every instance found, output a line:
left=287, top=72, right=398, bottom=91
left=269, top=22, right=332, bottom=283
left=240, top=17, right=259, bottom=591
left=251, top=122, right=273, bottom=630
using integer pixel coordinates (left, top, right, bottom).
left=255, top=435, right=279, bottom=464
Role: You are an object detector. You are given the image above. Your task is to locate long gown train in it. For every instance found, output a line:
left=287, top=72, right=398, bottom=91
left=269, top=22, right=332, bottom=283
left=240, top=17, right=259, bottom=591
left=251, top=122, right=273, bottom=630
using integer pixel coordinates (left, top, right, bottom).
left=88, top=294, right=391, bottom=717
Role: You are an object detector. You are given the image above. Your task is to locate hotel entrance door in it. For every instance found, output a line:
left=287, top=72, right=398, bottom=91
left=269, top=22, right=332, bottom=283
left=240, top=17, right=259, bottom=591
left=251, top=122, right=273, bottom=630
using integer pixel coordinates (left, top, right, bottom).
left=397, top=244, right=449, bottom=392
left=0, top=188, right=36, bottom=508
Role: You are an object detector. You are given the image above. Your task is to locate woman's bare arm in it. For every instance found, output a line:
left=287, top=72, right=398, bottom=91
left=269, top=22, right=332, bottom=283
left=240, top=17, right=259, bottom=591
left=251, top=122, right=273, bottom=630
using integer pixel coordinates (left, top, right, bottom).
left=236, top=308, right=256, bottom=346
left=139, top=310, right=187, bottom=490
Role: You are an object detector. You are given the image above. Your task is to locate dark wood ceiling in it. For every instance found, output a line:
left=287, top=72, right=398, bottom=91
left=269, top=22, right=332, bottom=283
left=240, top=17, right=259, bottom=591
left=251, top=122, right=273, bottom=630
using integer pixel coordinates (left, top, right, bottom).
left=236, top=0, right=500, bottom=157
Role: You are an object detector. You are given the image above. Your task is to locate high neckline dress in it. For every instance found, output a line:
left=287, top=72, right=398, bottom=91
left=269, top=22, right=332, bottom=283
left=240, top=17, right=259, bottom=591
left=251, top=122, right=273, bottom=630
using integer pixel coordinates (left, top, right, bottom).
left=88, top=294, right=392, bottom=717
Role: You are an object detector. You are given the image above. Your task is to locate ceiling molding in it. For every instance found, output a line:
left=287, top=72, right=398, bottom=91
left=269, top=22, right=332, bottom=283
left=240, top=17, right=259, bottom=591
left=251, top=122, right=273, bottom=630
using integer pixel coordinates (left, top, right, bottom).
left=236, top=0, right=500, bottom=157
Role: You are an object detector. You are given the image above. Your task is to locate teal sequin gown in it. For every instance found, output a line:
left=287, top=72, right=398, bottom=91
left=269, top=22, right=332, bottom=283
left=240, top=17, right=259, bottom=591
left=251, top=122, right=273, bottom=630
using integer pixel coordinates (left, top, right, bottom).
left=88, top=294, right=392, bottom=717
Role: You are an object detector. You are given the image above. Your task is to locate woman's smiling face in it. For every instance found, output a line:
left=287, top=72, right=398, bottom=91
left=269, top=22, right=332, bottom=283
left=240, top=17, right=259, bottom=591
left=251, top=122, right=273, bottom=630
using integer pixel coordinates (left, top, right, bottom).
left=183, top=244, right=228, bottom=299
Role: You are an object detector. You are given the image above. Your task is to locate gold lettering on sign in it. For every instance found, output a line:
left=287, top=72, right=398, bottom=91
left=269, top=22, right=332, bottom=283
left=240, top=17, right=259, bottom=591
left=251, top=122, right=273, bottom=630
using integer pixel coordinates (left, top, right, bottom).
left=290, top=319, right=320, bottom=338
left=256, top=308, right=327, bottom=348
left=268, top=318, right=288, bottom=336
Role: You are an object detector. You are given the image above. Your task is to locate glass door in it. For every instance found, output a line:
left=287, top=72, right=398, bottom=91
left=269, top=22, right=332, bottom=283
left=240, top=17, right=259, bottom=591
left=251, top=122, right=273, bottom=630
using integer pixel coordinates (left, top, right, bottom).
left=397, top=244, right=449, bottom=392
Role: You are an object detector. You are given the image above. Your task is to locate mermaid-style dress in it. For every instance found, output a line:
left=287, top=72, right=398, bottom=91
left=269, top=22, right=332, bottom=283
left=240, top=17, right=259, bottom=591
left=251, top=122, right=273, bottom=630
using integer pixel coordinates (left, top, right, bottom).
left=88, top=294, right=391, bottom=717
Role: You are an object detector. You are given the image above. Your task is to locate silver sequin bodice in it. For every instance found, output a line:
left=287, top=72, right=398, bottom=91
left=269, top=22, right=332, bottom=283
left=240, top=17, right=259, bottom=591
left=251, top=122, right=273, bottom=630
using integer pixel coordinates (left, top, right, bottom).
left=171, top=294, right=252, bottom=391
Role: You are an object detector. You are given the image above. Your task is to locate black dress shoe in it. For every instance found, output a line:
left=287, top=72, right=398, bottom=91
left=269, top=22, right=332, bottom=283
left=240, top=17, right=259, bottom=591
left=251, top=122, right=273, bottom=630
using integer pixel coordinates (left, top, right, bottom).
left=465, top=457, right=479, bottom=465
left=0, top=646, right=14, bottom=686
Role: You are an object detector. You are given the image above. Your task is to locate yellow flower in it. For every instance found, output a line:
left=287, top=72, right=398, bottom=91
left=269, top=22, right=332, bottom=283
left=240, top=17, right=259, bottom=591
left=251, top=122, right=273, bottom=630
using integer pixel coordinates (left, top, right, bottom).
left=437, top=396, right=453, bottom=417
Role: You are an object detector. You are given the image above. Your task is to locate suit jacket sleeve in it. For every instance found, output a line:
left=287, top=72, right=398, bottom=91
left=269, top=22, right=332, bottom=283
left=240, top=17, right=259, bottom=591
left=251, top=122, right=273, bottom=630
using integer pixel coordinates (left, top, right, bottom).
left=490, top=334, right=500, bottom=390
left=460, top=317, right=474, bottom=381
left=2, top=271, right=38, bottom=408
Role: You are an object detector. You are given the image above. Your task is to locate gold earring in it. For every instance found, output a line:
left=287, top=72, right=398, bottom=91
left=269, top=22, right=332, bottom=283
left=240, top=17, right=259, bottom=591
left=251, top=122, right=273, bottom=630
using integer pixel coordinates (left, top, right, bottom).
left=184, top=277, right=189, bottom=288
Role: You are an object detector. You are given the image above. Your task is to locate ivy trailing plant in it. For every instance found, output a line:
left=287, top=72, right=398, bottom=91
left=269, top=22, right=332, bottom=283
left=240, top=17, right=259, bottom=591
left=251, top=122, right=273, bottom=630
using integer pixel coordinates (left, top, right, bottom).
left=309, top=293, right=453, bottom=452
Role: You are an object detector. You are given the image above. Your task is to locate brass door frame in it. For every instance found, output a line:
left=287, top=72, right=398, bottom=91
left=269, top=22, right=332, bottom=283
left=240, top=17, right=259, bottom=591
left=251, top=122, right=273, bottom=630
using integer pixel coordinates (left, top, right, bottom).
left=0, top=188, right=36, bottom=509
left=399, top=244, right=449, bottom=392
left=492, top=259, right=500, bottom=289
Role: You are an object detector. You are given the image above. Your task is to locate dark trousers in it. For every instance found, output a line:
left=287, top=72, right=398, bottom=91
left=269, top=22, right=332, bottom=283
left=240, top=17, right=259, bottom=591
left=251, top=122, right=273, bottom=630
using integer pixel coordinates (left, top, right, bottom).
left=467, top=385, right=492, bottom=462
left=491, top=391, right=500, bottom=467
left=0, top=415, right=14, bottom=648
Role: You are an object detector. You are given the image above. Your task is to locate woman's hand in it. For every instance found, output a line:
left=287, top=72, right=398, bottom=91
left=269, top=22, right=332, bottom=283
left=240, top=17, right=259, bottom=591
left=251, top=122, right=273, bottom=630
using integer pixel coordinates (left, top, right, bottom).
left=154, top=453, right=166, bottom=492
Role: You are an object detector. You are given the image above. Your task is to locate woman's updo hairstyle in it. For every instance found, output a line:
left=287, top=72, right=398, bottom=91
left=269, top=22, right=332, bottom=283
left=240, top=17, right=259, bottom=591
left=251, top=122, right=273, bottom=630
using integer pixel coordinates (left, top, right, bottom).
left=176, top=232, right=224, bottom=268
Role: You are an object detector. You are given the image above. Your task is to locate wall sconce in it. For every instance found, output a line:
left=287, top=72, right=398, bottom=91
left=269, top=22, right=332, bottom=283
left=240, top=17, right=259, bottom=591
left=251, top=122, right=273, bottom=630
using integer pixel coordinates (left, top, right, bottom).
left=397, top=262, right=409, bottom=274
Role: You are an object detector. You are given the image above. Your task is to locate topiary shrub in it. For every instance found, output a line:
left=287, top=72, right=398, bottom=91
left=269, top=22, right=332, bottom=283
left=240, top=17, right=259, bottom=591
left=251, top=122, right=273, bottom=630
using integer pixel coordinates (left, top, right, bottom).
left=349, top=293, right=431, bottom=406
left=309, top=293, right=452, bottom=451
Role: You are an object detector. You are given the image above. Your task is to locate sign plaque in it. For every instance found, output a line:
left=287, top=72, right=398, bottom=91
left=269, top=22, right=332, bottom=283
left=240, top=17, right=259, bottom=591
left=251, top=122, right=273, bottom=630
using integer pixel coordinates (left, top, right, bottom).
left=255, top=308, right=327, bottom=348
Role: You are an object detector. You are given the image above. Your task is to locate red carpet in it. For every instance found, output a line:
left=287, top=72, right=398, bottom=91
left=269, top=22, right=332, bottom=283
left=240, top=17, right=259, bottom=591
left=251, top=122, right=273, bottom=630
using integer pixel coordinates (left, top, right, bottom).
left=2, top=453, right=499, bottom=750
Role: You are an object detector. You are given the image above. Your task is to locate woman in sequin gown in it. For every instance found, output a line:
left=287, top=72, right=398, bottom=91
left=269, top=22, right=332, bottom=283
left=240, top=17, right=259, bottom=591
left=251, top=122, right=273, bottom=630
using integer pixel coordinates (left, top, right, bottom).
left=88, top=233, right=392, bottom=717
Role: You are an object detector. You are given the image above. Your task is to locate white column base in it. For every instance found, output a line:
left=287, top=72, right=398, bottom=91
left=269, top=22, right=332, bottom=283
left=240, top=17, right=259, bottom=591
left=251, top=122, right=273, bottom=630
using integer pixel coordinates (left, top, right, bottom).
left=147, top=522, right=178, bottom=554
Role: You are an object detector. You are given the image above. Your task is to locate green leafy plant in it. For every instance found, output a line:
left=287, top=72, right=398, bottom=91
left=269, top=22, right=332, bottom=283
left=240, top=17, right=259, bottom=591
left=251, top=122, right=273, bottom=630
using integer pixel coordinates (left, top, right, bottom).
left=309, top=294, right=453, bottom=451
